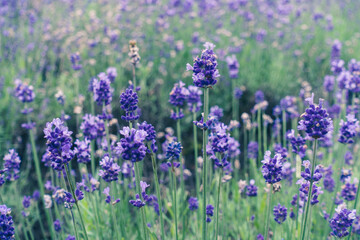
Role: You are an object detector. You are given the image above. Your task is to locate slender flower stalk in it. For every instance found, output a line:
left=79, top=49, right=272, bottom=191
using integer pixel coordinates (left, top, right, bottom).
left=265, top=185, right=273, bottom=240
left=148, top=146, right=165, bottom=239
left=65, top=165, right=89, bottom=240
left=215, top=169, right=223, bottom=240
left=27, top=116, right=56, bottom=239
left=202, top=88, right=209, bottom=240
left=300, top=140, right=318, bottom=240
left=134, top=162, right=148, bottom=240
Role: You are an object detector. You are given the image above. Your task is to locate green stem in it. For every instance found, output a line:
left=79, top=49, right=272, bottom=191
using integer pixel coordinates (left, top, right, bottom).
left=265, top=185, right=273, bottom=240
left=90, top=140, right=96, bottom=176
left=202, top=88, right=209, bottom=240
left=282, top=110, right=287, bottom=147
left=26, top=218, right=35, bottom=240
left=257, top=109, right=262, bottom=165
left=149, top=147, right=165, bottom=239
left=215, top=169, right=223, bottom=240
left=111, top=182, right=120, bottom=240
left=134, top=162, right=148, bottom=240
left=132, top=64, right=137, bottom=88
left=193, top=111, right=200, bottom=200
left=171, top=164, right=179, bottom=240
left=65, top=165, right=89, bottom=240
left=300, top=140, right=318, bottom=240
left=243, top=127, right=247, bottom=178
left=176, top=107, right=186, bottom=240
left=28, top=126, right=56, bottom=239
left=69, top=208, right=79, bottom=240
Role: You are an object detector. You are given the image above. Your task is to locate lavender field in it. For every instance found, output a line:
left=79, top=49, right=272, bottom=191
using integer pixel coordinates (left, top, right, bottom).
left=1, top=0, right=360, bottom=239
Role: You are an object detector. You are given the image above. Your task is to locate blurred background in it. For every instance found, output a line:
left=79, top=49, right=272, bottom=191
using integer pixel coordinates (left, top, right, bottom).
left=0, top=0, right=359, bottom=168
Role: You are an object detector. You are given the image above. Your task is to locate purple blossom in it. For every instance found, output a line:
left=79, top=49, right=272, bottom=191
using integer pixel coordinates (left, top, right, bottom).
left=206, top=204, right=214, bottom=222
left=116, top=127, right=148, bottom=162
left=169, top=81, right=189, bottom=107
left=14, top=79, right=35, bottom=103
left=225, top=55, right=239, bottom=79
left=246, top=179, right=258, bottom=197
left=74, top=139, right=91, bottom=164
left=323, top=75, right=335, bottom=92
left=329, top=203, right=356, bottom=238
left=187, top=85, right=202, bottom=113
left=186, top=42, right=219, bottom=88
left=70, top=52, right=82, bottom=71
left=298, top=94, right=333, bottom=139
left=3, top=149, right=21, bottom=181
left=0, top=205, right=15, bottom=239
left=338, top=114, right=359, bottom=144
left=261, top=151, right=283, bottom=184
left=93, top=74, right=113, bottom=106
left=120, top=86, right=140, bottom=121
left=273, top=204, right=287, bottom=224
left=248, top=141, right=258, bottom=159
left=188, top=197, right=199, bottom=211
left=43, top=118, right=74, bottom=171
left=80, top=114, right=105, bottom=140
left=98, top=155, right=120, bottom=182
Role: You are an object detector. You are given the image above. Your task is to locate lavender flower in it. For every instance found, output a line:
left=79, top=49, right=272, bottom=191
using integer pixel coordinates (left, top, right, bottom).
left=187, top=85, right=202, bottom=113
left=106, top=67, right=117, bottom=82
left=301, top=160, right=323, bottom=182
left=323, top=75, right=335, bottom=92
left=43, top=118, right=74, bottom=171
left=116, top=127, right=148, bottom=162
left=0, top=205, right=15, bottom=239
left=80, top=114, right=105, bottom=140
left=341, top=179, right=357, bottom=201
left=70, top=52, right=82, bottom=71
left=225, top=55, right=239, bottom=79
left=186, top=42, right=219, bottom=88
left=165, top=141, right=182, bottom=161
left=206, top=204, right=214, bottom=222
left=248, top=141, right=258, bottom=159
left=54, top=219, right=61, bottom=232
left=323, top=165, right=335, bottom=192
left=120, top=86, right=140, bottom=121
left=188, top=197, right=199, bottom=211
left=338, top=114, right=359, bottom=144
left=273, top=204, right=287, bottom=224
left=3, top=149, right=21, bottom=181
left=234, top=87, right=243, bottom=99
left=93, top=74, right=113, bottom=106
left=209, top=106, right=223, bottom=120
left=246, top=179, right=258, bottom=197
left=329, top=203, right=356, bottom=238
left=14, top=79, right=35, bottom=103
left=129, top=181, right=150, bottom=208
left=103, top=187, right=120, bottom=205
left=74, top=139, right=91, bottom=164
left=169, top=81, right=189, bottom=107
left=298, top=94, right=333, bottom=139
left=255, top=90, right=264, bottom=104
left=261, top=151, right=283, bottom=184
left=98, top=155, right=120, bottom=182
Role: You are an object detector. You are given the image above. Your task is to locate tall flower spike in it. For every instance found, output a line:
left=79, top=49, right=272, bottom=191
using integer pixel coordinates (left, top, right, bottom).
left=3, top=149, right=21, bottom=181
left=120, top=86, right=140, bottom=121
left=0, top=205, right=15, bottom=239
left=116, top=127, right=148, bottom=162
left=92, top=73, right=113, bottom=106
left=187, top=85, right=202, bottom=113
left=273, top=204, right=287, bottom=224
left=129, top=40, right=141, bottom=65
left=186, top=42, right=219, bottom=88
left=261, top=151, right=283, bottom=184
left=43, top=118, right=74, bottom=171
left=14, top=79, right=35, bottom=103
left=80, top=114, right=105, bottom=140
left=298, top=93, right=333, bottom=139
left=98, top=155, right=120, bottom=182
left=329, top=203, right=356, bottom=238
left=226, top=55, right=239, bottom=79
left=338, top=114, right=359, bottom=144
